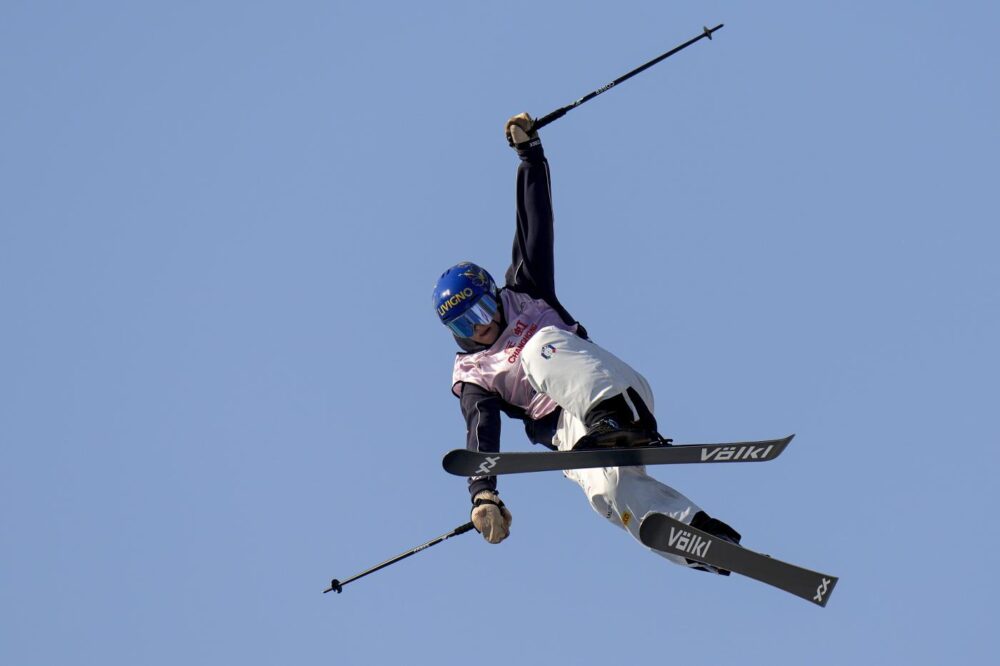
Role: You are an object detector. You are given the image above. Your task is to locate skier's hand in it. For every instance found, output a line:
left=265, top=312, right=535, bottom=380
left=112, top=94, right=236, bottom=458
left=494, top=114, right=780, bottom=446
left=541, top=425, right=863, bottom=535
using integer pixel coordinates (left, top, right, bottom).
left=505, top=112, right=538, bottom=148
left=471, top=490, right=512, bottom=544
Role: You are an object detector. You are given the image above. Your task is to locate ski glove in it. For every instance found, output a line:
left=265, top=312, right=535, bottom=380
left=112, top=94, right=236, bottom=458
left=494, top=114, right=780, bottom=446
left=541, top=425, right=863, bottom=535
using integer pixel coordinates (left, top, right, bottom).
left=471, top=490, right=512, bottom=544
left=505, top=112, right=538, bottom=148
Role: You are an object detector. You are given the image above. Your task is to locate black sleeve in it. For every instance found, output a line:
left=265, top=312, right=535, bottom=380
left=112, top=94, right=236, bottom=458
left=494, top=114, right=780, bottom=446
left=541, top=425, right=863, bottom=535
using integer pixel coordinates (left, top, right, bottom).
left=505, top=139, right=557, bottom=302
left=503, top=140, right=587, bottom=338
left=458, top=382, right=503, bottom=498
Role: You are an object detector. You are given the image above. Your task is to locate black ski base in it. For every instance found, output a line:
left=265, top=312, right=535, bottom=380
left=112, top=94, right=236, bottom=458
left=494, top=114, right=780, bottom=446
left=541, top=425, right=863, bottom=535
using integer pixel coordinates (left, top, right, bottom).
left=639, top=513, right=838, bottom=607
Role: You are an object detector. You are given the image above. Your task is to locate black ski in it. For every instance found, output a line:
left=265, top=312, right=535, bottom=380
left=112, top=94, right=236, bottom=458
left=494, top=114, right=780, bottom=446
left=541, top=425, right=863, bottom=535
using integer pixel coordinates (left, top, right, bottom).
left=442, top=435, right=793, bottom=477
left=638, top=513, right=838, bottom=607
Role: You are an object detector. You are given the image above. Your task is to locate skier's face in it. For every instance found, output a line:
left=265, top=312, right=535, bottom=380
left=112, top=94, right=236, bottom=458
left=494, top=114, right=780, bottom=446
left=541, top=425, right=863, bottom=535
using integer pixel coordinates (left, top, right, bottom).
left=469, top=312, right=501, bottom=346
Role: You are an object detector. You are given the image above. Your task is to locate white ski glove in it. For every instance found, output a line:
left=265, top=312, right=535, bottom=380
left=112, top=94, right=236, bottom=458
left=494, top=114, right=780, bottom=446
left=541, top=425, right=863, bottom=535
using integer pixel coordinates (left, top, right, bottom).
left=505, top=112, right=538, bottom=148
left=471, top=490, right=512, bottom=544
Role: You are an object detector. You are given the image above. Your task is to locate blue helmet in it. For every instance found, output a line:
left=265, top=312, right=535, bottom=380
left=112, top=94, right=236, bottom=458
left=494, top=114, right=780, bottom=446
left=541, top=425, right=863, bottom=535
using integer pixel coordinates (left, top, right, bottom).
left=432, top=262, right=500, bottom=338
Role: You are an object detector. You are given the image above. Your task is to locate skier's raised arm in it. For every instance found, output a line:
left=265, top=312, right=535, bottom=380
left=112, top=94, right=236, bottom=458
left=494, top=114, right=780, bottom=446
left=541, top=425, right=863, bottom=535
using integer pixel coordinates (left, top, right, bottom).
left=504, top=114, right=584, bottom=336
left=504, top=113, right=555, bottom=301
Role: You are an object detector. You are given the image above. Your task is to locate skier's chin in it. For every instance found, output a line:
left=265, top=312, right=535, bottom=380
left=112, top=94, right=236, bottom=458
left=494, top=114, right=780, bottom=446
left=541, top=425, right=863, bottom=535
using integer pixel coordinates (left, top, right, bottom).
left=473, top=321, right=500, bottom=346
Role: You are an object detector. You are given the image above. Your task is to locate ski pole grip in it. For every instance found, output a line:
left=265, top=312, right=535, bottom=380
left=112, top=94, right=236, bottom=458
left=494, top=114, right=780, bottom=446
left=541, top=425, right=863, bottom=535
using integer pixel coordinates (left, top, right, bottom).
left=455, top=522, right=476, bottom=535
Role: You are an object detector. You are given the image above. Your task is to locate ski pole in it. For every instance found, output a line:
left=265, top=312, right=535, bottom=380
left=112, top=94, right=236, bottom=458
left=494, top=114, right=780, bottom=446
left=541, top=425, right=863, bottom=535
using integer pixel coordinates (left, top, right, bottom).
left=324, top=521, right=476, bottom=594
left=533, top=24, right=724, bottom=131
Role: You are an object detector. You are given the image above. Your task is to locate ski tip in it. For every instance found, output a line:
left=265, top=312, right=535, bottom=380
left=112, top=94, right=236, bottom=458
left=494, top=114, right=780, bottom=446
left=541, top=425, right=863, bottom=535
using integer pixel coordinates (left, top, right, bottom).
left=767, top=434, right=795, bottom=458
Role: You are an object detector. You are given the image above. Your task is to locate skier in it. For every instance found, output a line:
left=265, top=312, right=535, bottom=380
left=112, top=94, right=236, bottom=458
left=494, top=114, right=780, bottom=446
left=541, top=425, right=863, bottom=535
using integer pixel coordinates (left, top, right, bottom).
left=432, top=114, right=740, bottom=572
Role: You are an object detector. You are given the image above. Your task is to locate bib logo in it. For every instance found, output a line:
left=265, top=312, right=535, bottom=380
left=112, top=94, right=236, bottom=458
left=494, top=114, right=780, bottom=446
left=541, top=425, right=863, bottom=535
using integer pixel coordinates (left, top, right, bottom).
left=540, top=343, right=557, bottom=359
left=438, top=288, right=475, bottom=316
left=505, top=319, right=539, bottom=364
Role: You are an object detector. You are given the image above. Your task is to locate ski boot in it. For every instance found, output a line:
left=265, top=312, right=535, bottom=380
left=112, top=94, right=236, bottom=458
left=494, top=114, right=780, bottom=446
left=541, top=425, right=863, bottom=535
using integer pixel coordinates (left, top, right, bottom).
left=572, top=389, right=668, bottom=450
left=687, top=511, right=742, bottom=576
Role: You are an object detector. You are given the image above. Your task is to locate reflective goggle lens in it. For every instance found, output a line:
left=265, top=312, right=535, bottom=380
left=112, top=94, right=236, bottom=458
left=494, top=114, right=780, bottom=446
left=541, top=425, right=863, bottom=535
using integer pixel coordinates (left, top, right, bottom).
left=445, top=294, right=498, bottom=338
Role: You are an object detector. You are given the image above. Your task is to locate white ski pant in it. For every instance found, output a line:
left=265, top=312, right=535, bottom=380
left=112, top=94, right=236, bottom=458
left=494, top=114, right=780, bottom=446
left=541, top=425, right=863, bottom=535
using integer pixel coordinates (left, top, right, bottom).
left=520, top=326, right=702, bottom=567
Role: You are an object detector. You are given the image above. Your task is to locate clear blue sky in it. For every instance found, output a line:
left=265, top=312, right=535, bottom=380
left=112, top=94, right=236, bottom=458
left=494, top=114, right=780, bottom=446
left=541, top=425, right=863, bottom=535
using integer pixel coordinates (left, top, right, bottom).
left=2, top=2, right=998, bottom=664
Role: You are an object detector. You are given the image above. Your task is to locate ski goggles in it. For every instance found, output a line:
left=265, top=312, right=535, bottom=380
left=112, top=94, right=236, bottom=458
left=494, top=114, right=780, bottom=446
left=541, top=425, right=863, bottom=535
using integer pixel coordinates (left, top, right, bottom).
left=445, top=293, right=499, bottom=338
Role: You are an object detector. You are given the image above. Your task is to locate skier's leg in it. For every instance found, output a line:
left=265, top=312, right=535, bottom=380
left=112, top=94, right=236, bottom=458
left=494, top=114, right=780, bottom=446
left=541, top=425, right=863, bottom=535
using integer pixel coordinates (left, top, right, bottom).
left=521, top=327, right=658, bottom=447
left=555, top=408, right=704, bottom=568
left=521, top=327, right=650, bottom=422
left=543, top=348, right=738, bottom=570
